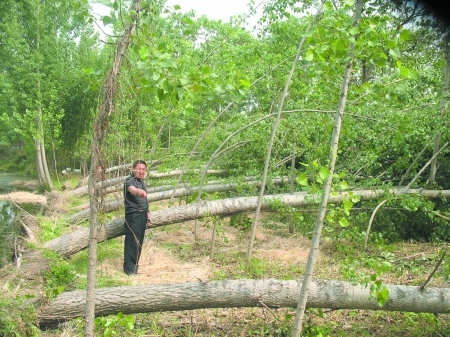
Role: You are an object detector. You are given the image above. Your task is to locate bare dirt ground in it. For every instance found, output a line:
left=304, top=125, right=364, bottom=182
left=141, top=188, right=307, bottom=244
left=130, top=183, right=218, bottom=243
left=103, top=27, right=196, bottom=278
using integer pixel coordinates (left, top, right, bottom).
left=98, top=219, right=311, bottom=286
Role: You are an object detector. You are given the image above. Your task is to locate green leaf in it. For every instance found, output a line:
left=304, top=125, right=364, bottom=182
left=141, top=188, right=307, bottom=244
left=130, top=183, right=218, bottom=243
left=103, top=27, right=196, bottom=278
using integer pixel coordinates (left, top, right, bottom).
left=387, top=40, right=397, bottom=49
left=376, top=287, right=389, bottom=307
left=400, top=29, right=411, bottom=41
left=348, top=27, right=358, bottom=35
left=389, top=47, right=400, bottom=58
left=102, top=15, right=117, bottom=26
left=340, top=180, right=349, bottom=190
left=339, top=218, right=349, bottom=227
left=157, top=88, right=165, bottom=101
left=343, top=199, right=353, bottom=210
left=304, top=49, right=314, bottom=62
left=202, top=65, right=211, bottom=75
left=297, top=173, right=309, bottom=186
left=190, top=83, right=204, bottom=93
left=161, top=59, right=175, bottom=68
left=240, top=79, right=251, bottom=88
left=139, top=47, right=148, bottom=60
left=157, top=42, right=167, bottom=51
left=173, top=5, right=181, bottom=10
left=319, top=166, right=330, bottom=180
left=380, top=262, right=391, bottom=273
left=215, top=85, right=226, bottom=94
left=400, top=67, right=409, bottom=77
left=323, top=1, right=333, bottom=12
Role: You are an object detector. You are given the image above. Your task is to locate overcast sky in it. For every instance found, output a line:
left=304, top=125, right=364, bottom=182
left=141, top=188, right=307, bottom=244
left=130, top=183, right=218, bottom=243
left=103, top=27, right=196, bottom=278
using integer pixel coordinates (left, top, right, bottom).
left=165, top=0, right=252, bottom=21
left=92, top=0, right=262, bottom=36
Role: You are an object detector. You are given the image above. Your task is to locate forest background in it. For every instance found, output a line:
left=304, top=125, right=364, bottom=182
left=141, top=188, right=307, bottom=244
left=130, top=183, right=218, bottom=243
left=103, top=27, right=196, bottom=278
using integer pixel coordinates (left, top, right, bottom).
left=1, top=0, right=450, bottom=336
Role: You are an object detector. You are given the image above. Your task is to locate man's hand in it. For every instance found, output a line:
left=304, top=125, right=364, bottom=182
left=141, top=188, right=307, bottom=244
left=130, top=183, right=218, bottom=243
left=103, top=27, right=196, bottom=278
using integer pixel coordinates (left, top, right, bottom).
left=128, top=186, right=147, bottom=198
left=136, top=189, right=147, bottom=198
left=147, top=212, right=152, bottom=223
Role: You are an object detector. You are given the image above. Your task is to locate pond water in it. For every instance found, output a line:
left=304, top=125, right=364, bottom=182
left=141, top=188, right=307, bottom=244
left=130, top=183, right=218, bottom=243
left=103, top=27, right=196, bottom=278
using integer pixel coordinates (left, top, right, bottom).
left=0, top=172, right=37, bottom=267
left=0, top=172, right=34, bottom=193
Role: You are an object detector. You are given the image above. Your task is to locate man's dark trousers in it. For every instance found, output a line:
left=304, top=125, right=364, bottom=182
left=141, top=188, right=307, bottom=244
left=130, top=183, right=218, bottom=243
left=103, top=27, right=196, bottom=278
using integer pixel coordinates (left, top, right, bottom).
left=123, top=211, right=147, bottom=275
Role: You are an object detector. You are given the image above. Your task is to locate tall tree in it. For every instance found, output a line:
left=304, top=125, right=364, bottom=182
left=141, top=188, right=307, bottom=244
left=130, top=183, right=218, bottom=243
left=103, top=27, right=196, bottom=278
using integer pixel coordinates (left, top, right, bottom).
left=0, top=0, right=96, bottom=183
left=85, top=0, right=143, bottom=335
left=292, top=0, right=363, bottom=335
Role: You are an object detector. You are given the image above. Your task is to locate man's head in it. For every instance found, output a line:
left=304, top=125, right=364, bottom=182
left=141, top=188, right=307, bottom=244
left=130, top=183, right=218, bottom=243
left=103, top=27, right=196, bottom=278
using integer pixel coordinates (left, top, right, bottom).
left=132, top=160, right=147, bottom=180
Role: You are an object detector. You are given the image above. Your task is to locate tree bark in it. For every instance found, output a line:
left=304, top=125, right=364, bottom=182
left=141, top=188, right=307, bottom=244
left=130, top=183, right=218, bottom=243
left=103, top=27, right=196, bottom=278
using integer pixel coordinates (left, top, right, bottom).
left=37, top=278, right=450, bottom=325
left=42, top=188, right=450, bottom=258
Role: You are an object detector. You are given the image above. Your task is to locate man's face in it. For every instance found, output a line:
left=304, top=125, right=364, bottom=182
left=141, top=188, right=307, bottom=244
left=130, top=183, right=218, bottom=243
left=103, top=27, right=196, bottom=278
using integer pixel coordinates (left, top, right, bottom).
left=132, top=163, right=146, bottom=180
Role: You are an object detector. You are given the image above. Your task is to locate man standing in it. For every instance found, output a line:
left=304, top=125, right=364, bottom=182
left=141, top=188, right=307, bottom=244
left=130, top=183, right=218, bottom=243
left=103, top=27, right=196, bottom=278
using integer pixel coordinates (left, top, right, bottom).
left=123, top=160, right=151, bottom=275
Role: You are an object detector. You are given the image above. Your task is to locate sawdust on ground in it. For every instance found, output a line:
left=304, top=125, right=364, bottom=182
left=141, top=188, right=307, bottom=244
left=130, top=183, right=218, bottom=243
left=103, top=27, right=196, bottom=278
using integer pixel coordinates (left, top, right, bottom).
left=0, top=191, right=47, bottom=206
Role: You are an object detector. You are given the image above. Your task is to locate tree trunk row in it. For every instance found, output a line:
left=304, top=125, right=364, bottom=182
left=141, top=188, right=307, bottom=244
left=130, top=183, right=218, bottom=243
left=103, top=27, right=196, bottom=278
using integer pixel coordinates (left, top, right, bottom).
left=68, top=169, right=229, bottom=197
left=42, top=188, right=450, bottom=257
left=67, top=178, right=290, bottom=223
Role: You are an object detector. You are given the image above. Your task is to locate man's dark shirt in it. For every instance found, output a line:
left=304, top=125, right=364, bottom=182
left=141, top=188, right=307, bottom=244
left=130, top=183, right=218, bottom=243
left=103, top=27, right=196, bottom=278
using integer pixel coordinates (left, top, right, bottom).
left=124, top=174, right=148, bottom=213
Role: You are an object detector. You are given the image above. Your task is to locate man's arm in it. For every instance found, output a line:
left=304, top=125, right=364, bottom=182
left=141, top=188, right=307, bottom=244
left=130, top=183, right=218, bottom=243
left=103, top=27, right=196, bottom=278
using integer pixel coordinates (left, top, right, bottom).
left=128, top=186, right=147, bottom=198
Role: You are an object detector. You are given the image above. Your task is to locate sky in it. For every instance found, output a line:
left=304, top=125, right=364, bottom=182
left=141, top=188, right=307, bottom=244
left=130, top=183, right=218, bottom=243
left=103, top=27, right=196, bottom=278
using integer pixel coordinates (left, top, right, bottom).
left=92, top=0, right=262, bottom=36
left=165, top=0, right=253, bottom=22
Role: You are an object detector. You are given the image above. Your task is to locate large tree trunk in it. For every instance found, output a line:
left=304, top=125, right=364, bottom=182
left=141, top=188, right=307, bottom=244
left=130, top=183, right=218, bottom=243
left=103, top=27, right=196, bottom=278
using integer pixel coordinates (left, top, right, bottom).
left=42, top=188, right=450, bottom=258
left=37, top=278, right=450, bottom=325
left=35, top=139, right=45, bottom=186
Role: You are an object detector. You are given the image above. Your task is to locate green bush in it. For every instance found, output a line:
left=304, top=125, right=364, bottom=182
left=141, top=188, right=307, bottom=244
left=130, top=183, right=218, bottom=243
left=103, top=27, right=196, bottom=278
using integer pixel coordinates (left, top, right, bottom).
left=0, top=295, right=39, bottom=337
left=43, top=250, right=76, bottom=298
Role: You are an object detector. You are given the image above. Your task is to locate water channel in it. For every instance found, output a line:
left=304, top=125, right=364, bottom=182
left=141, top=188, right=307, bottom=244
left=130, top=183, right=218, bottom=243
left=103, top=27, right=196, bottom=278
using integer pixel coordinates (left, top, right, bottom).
left=0, top=173, right=37, bottom=267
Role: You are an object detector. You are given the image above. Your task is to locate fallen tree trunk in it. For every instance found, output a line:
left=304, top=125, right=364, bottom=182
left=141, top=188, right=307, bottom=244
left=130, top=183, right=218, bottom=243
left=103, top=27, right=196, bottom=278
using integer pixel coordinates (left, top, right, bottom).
left=69, top=176, right=128, bottom=197
left=43, top=188, right=450, bottom=257
left=37, top=278, right=450, bottom=325
left=67, top=178, right=290, bottom=223
left=68, top=170, right=229, bottom=198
